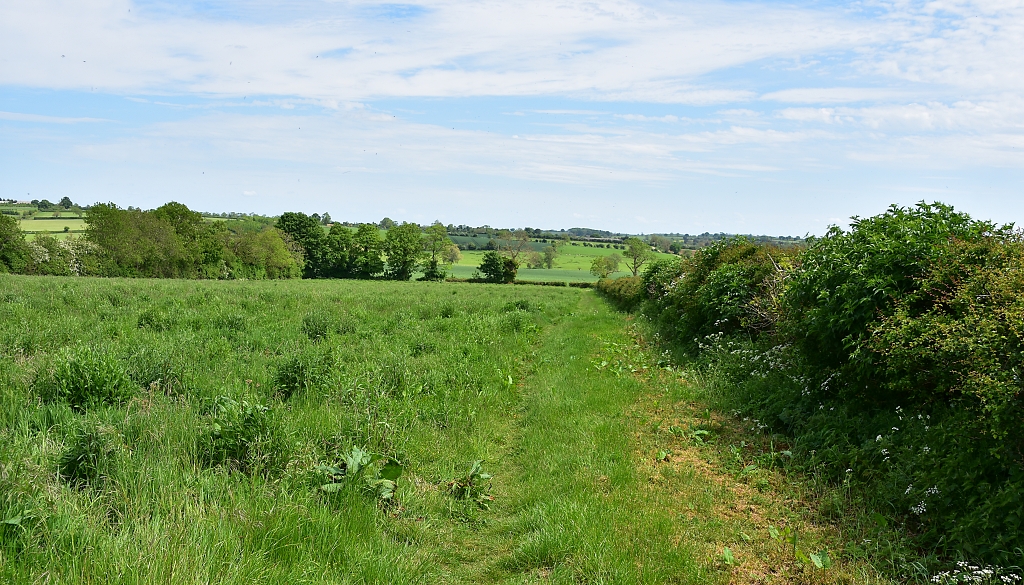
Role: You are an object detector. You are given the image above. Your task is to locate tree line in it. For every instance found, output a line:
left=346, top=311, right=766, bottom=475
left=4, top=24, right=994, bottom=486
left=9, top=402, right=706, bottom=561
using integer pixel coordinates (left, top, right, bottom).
left=0, top=202, right=464, bottom=281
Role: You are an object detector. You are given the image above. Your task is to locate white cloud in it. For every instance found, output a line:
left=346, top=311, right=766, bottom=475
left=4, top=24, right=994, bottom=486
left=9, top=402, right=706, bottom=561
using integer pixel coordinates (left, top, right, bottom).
left=0, top=111, right=108, bottom=124
left=0, top=0, right=877, bottom=102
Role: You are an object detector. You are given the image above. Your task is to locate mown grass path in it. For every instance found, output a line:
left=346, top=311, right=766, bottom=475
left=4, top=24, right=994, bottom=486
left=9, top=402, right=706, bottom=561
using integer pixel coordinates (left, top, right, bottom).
left=431, top=292, right=710, bottom=584
left=435, top=292, right=882, bottom=585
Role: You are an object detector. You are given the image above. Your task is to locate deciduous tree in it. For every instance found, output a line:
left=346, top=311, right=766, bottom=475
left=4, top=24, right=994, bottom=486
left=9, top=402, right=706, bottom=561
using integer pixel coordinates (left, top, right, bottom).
left=623, top=237, right=654, bottom=277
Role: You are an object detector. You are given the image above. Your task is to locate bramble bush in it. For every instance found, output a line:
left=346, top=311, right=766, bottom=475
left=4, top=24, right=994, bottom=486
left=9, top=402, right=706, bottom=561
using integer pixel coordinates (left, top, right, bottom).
left=606, top=202, right=1024, bottom=568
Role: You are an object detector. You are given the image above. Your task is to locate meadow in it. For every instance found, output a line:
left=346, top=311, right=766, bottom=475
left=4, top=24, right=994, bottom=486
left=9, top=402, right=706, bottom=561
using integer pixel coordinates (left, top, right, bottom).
left=452, top=245, right=677, bottom=282
left=0, top=274, right=884, bottom=584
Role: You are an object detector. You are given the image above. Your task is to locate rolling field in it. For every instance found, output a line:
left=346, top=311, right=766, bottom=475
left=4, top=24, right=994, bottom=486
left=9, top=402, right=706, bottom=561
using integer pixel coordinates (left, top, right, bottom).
left=453, top=246, right=675, bottom=282
left=0, top=275, right=878, bottom=584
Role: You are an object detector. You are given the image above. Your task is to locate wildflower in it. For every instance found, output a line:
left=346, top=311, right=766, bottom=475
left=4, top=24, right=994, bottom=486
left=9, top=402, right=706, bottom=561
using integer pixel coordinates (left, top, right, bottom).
left=905, top=484, right=914, bottom=495
left=926, top=486, right=940, bottom=497
left=911, top=501, right=927, bottom=515
left=876, top=435, right=883, bottom=442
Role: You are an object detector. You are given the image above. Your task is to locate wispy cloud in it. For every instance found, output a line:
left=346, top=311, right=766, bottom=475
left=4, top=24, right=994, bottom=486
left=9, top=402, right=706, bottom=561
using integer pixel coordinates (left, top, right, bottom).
left=0, top=111, right=108, bottom=124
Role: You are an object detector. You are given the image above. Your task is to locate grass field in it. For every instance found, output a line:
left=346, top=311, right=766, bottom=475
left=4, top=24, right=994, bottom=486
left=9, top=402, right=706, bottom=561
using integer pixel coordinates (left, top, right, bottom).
left=453, top=247, right=675, bottom=282
left=0, top=275, right=885, bottom=584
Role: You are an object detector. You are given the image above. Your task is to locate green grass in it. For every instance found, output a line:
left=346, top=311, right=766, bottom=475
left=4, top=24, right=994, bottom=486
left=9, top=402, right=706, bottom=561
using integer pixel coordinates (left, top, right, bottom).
left=18, top=218, right=88, bottom=235
left=454, top=247, right=675, bottom=282
left=0, top=275, right=882, bottom=584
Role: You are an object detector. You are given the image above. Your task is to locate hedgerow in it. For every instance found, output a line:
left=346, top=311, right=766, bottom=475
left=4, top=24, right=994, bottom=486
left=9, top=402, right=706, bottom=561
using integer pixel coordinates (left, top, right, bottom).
left=608, top=202, right=1024, bottom=569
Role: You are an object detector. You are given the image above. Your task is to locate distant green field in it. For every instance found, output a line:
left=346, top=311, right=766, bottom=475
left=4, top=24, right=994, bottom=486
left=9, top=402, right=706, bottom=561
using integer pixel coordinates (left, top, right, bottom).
left=18, top=218, right=88, bottom=234
left=453, top=246, right=676, bottom=282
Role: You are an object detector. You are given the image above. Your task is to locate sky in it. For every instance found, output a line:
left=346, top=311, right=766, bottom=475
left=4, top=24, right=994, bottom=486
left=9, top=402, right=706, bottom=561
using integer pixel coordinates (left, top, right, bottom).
left=2, top=0, right=1023, bottom=235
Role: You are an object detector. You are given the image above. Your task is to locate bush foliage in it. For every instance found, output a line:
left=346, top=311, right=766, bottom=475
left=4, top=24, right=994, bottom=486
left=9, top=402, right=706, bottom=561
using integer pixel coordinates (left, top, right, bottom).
left=603, top=202, right=1024, bottom=565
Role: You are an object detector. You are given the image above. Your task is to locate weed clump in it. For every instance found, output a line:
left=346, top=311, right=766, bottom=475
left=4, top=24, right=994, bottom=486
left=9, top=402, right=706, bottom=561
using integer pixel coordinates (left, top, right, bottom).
left=198, top=395, right=289, bottom=475
left=301, top=310, right=334, bottom=342
left=274, top=349, right=334, bottom=400
left=137, top=307, right=173, bottom=331
left=36, top=344, right=135, bottom=410
left=58, top=422, right=122, bottom=488
left=126, top=346, right=183, bottom=394
left=447, top=460, right=494, bottom=509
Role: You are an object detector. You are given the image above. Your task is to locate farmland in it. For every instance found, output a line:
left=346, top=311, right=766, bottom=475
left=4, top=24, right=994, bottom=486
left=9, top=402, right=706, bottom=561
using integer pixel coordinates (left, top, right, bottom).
left=0, top=275, right=879, bottom=584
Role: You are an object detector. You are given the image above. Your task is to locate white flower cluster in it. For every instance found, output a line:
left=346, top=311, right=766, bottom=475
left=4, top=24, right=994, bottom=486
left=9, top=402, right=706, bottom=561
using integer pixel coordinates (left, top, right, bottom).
left=931, top=561, right=1022, bottom=584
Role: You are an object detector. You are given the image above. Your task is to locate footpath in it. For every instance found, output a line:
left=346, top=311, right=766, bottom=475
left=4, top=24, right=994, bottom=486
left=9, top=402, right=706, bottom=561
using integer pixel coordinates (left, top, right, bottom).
left=435, top=292, right=882, bottom=584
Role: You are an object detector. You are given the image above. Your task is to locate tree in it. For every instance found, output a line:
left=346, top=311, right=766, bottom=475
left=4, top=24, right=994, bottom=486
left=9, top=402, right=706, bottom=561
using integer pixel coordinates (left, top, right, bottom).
left=0, top=214, right=31, bottom=273
left=383, top=222, right=424, bottom=280
left=525, top=251, right=544, bottom=269
left=351, top=223, right=384, bottom=278
left=85, top=202, right=186, bottom=277
left=153, top=201, right=224, bottom=278
left=478, top=250, right=517, bottom=283
left=223, top=227, right=302, bottom=279
left=542, top=245, right=558, bottom=269
left=499, top=229, right=532, bottom=264
left=443, top=243, right=462, bottom=265
left=623, top=237, right=654, bottom=276
left=379, top=217, right=397, bottom=230
left=324, top=224, right=355, bottom=278
left=590, top=253, right=622, bottom=278
left=650, top=235, right=672, bottom=253
left=320, top=212, right=331, bottom=225
left=59, top=196, right=74, bottom=209
left=421, top=222, right=455, bottom=281
left=276, top=212, right=329, bottom=278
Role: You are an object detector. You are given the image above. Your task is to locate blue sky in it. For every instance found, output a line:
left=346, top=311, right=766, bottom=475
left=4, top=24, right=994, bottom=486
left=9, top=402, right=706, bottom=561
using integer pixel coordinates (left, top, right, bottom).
left=2, top=0, right=1023, bottom=235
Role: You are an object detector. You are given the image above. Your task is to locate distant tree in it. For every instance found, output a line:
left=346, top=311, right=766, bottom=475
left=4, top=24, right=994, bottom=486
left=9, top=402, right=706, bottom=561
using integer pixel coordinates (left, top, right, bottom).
left=86, top=203, right=183, bottom=277
left=649, top=235, right=672, bottom=253
left=383, top=222, right=424, bottom=280
left=0, top=214, right=31, bottom=273
left=623, top=237, right=654, bottom=277
left=379, top=217, right=397, bottom=230
left=37, top=199, right=54, bottom=211
left=443, top=243, right=461, bottom=265
left=478, top=250, right=517, bottom=283
left=590, top=253, right=622, bottom=278
left=421, top=222, right=455, bottom=281
left=59, top=196, right=74, bottom=209
left=324, top=224, right=354, bottom=277
left=276, top=212, right=329, bottom=278
left=321, top=212, right=332, bottom=225
left=351, top=223, right=384, bottom=278
left=542, top=245, right=558, bottom=269
left=223, top=227, right=302, bottom=279
left=153, top=201, right=224, bottom=278
left=499, top=229, right=532, bottom=264
left=525, top=252, right=544, bottom=269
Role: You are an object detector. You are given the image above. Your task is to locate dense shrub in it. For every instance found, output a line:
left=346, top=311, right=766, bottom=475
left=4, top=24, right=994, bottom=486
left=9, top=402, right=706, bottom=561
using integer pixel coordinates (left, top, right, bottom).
left=198, top=396, right=289, bottom=475
left=594, top=276, right=643, bottom=310
left=36, top=345, right=135, bottom=410
left=784, top=202, right=1005, bottom=394
left=623, top=203, right=1024, bottom=566
left=478, top=251, right=517, bottom=283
